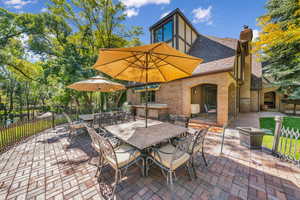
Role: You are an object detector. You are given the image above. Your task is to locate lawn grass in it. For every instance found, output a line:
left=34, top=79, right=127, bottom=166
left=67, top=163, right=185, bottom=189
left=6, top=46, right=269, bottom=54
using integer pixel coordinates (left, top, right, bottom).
left=260, top=117, right=300, bottom=160
left=259, top=117, right=300, bottom=134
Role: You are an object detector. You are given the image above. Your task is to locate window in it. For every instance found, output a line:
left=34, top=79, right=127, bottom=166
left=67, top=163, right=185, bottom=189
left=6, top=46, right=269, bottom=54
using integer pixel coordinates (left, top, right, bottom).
left=163, top=20, right=173, bottom=41
left=154, top=20, right=173, bottom=42
left=154, top=28, right=163, bottom=42
left=140, top=91, right=156, bottom=103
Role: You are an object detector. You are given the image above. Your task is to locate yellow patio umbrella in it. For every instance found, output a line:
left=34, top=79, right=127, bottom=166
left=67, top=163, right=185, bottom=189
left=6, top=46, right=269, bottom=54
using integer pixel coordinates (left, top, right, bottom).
left=93, top=42, right=203, bottom=127
left=67, top=75, right=125, bottom=92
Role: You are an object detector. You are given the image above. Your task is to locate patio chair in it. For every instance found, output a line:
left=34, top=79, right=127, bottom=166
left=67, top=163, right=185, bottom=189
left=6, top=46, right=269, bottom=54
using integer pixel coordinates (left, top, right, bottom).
left=187, top=128, right=209, bottom=177
left=62, top=112, right=85, bottom=141
left=93, top=129, right=143, bottom=198
left=146, top=136, right=194, bottom=188
left=204, top=104, right=217, bottom=114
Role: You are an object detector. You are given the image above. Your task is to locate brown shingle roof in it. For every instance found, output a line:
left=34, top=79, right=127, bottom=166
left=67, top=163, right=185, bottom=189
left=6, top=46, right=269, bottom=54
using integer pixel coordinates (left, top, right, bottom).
left=189, top=35, right=237, bottom=75
left=189, top=34, right=262, bottom=80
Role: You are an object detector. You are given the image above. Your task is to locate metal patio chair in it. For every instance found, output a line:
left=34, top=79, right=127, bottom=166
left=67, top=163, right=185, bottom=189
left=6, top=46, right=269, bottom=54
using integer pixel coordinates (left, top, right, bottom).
left=146, top=136, right=194, bottom=188
left=63, top=112, right=85, bottom=141
left=187, top=128, right=209, bottom=178
left=86, top=126, right=143, bottom=198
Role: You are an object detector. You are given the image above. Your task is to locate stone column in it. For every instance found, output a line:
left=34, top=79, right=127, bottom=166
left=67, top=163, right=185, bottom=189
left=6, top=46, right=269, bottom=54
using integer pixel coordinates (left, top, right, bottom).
left=239, top=54, right=252, bottom=112
left=217, top=85, right=228, bottom=125
left=272, top=116, right=283, bottom=155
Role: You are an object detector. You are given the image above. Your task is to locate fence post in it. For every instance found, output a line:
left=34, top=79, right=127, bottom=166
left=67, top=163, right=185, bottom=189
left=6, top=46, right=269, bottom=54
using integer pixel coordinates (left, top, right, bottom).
left=52, top=112, right=55, bottom=130
left=272, top=116, right=283, bottom=155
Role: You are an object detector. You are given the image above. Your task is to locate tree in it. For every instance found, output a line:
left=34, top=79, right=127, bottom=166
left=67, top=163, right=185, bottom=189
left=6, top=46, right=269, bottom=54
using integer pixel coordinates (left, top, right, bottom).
left=253, top=0, right=300, bottom=96
left=0, top=8, right=43, bottom=80
left=27, top=0, right=142, bottom=110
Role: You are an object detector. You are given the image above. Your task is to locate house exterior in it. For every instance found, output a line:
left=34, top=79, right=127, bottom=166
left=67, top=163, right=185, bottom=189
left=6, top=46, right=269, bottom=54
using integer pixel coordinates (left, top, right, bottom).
left=126, top=8, right=290, bottom=126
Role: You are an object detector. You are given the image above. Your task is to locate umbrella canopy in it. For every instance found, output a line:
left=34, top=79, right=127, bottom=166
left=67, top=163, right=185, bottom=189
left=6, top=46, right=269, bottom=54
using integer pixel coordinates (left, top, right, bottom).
left=93, top=42, right=203, bottom=127
left=67, top=76, right=125, bottom=92
left=93, top=42, right=203, bottom=83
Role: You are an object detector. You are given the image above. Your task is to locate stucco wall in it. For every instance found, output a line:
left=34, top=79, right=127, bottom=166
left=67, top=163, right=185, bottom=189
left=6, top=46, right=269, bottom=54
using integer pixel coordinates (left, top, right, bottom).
left=155, top=80, right=183, bottom=115
left=239, top=54, right=252, bottom=112
left=250, top=91, right=260, bottom=112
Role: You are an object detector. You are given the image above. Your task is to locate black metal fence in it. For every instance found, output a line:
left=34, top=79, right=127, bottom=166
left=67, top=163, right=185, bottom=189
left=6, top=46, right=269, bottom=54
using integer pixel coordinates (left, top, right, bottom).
left=0, top=114, right=67, bottom=152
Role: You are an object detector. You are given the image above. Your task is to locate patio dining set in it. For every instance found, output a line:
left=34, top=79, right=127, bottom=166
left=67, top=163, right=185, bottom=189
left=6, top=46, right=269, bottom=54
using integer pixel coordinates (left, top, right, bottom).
left=63, top=111, right=209, bottom=198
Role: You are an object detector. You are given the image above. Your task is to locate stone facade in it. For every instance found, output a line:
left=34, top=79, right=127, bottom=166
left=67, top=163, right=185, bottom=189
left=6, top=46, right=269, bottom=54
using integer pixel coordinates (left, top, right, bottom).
left=127, top=72, right=237, bottom=126
left=126, top=8, right=294, bottom=126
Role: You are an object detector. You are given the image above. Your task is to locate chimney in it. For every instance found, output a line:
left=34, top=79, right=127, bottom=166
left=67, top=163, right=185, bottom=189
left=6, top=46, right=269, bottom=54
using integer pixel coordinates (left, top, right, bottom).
left=240, top=25, right=253, bottom=41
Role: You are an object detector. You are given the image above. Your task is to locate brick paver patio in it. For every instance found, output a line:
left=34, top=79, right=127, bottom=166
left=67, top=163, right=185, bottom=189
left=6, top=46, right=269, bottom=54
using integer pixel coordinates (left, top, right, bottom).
left=0, top=125, right=299, bottom=200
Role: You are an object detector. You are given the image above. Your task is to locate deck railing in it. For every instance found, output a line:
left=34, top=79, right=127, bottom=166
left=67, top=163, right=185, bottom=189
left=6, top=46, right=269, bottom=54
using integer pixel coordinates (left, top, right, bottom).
left=0, top=114, right=67, bottom=152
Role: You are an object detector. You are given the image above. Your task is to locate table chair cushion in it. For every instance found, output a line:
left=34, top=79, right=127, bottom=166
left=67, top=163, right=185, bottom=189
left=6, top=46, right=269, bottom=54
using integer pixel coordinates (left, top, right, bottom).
left=105, top=144, right=141, bottom=168
left=151, top=144, right=190, bottom=170
left=70, top=123, right=85, bottom=129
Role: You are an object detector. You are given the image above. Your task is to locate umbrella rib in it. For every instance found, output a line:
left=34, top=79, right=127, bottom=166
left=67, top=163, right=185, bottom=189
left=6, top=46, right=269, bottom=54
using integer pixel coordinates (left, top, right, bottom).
left=131, top=53, right=146, bottom=67
left=150, top=55, right=168, bottom=67
left=149, top=56, right=167, bottom=82
left=93, top=54, right=138, bottom=68
left=151, top=54, right=192, bottom=76
left=149, top=42, right=164, bottom=52
left=114, top=54, right=144, bottom=78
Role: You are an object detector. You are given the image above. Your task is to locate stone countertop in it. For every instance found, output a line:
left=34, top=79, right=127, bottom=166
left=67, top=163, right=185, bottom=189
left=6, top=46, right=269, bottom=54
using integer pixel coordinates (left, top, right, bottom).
left=132, top=104, right=168, bottom=109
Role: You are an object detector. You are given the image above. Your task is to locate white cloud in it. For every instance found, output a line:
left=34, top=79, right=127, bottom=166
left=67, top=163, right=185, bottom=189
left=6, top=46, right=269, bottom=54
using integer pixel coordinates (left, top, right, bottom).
left=160, top=10, right=170, bottom=19
left=253, top=29, right=259, bottom=39
left=124, top=8, right=139, bottom=18
left=4, top=0, right=33, bottom=9
left=120, top=0, right=170, bottom=8
left=192, top=6, right=213, bottom=25
left=40, top=7, right=48, bottom=12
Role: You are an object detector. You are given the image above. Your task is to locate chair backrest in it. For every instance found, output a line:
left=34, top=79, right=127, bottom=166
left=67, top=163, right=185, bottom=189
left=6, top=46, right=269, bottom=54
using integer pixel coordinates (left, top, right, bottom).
left=203, top=104, right=209, bottom=113
left=85, top=124, right=101, bottom=151
left=62, top=112, right=73, bottom=124
left=190, top=128, right=209, bottom=154
left=98, top=134, right=119, bottom=168
left=168, top=135, right=194, bottom=170
left=93, top=113, right=101, bottom=128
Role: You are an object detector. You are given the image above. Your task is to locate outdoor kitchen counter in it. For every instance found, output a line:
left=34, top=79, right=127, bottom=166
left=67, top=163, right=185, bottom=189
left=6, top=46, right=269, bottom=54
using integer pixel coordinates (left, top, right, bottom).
left=132, top=104, right=168, bottom=120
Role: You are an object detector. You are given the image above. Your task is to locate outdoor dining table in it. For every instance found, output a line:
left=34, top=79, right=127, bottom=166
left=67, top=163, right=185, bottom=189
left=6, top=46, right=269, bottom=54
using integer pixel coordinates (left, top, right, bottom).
left=104, top=119, right=187, bottom=176
left=104, top=119, right=187, bottom=150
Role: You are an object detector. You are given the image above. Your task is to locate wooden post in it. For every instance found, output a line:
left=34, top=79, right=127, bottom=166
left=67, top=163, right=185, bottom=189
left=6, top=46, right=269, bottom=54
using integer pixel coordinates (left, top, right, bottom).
left=272, top=116, right=283, bottom=155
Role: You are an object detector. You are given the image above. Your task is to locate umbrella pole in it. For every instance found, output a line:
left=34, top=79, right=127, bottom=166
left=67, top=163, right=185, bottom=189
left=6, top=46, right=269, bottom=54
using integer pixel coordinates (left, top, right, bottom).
left=145, top=53, right=149, bottom=128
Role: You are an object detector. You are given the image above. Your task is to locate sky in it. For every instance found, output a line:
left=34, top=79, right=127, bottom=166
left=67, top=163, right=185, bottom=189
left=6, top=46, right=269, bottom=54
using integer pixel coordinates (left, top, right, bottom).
left=0, top=0, right=267, bottom=43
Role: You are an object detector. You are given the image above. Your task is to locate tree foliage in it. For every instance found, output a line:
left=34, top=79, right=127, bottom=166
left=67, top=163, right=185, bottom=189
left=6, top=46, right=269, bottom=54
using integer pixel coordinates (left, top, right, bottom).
left=0, top=0, right=143, bottom=123
left=253, top=0, right=300, bottom=97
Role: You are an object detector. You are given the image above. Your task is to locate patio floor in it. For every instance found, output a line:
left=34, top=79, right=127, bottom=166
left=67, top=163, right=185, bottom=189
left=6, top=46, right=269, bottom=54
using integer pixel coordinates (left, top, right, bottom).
left=0, top=125, right=299, bottom=200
